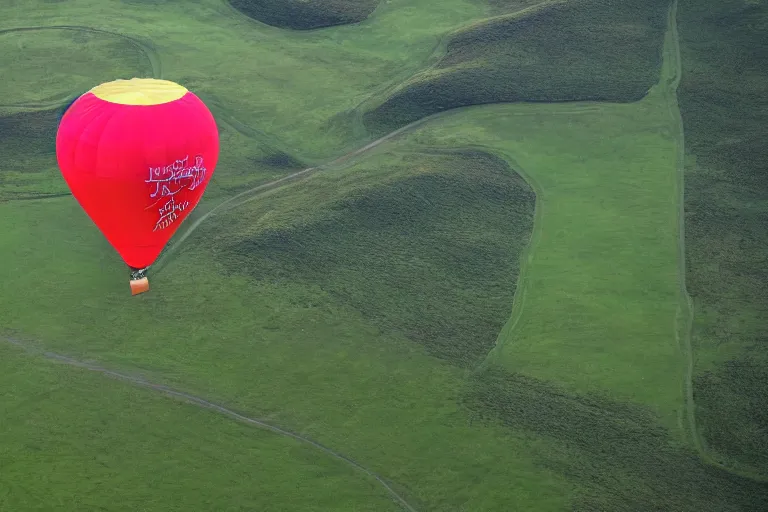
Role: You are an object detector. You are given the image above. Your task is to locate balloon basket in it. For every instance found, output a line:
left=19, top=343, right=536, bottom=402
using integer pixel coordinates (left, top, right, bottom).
left=130, top=277, right=150, bottom=295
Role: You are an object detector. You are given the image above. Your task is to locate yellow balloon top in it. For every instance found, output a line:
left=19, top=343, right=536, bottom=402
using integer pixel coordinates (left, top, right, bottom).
left=90, top=78, right=188, bottom=105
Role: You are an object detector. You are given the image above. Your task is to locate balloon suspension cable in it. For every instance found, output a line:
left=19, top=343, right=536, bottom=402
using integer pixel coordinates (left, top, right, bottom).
left=130, top=266, right=149, bottom=280
left=129, top=266, right=150, bottom=296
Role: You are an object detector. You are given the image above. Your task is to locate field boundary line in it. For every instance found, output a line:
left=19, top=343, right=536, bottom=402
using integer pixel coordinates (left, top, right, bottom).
left=470, top=146, right=550, bottom=370
left=665, top=0, right=698, bottom=458
left=665, top=0, right=768, bottom=483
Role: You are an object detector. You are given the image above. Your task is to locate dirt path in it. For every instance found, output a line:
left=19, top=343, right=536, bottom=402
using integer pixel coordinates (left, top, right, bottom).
left=2, top=336, right=418, bottom=512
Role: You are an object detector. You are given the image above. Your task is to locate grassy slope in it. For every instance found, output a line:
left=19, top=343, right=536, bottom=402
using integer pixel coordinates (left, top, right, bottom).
left=0, top=25, right=308, bottom=202
left=362, top=0, right=669, bottom=132
left=464, top=366, right=768, bottom=511
left=229, top=0, right=381, bottom=30
left=1, top=0, right=491, bottom=160
left=677, top=0, right=768, bottom=474
left=0, top=345, right=401, bottom=512
left=212, top=149, right=536, bottom=368
left=484, top=0, right=542, bottom=10
left=0, top=27, right=153, bottom=106
left=0, top=195, right=570, bottom=512
left=419, top=95, right=685, bottom=429
left=0, top=108, right=68, bottom=199
left=0, top=27, right=152, bottom=199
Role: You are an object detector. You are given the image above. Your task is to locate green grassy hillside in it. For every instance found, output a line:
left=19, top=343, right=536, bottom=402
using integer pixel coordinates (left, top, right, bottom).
left=0, top=103, right=305, bottom=201
left=0, top=27, right=153, bottom=106
left=0, top=26, right=153, bottom=198
left=2, top=0, right=490, bottom=160
left=363, top=0, right=669, bottom=132
left=0, top=345, right=402, bottom=512
left=0, top=195, right=573, bottom=512
left=0, top=108, right=67, bottom=199
left=229, top=0, right=381, bottom=30
left=677, top=0, right=768, bottom=474
left=465, top=364, right=768, bottom=511
left=415, top=93, right=684, bottom=430
left=210, top=149, right=535, bottom=367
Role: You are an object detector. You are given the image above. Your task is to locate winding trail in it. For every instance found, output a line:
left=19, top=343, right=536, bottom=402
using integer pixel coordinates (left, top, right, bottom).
left=2, top=336, right=417, bottom=512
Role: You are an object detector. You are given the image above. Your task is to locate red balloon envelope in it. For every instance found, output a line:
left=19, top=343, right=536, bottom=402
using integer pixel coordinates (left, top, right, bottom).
left=56, top=78, right=219, bottom=295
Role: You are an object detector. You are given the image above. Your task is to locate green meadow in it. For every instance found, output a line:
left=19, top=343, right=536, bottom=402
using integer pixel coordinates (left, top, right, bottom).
left=677, top=0, right=768, bottom=476
left=2, top=0, right=767, bottom=510
left=0, top=345, right=401, bottom=511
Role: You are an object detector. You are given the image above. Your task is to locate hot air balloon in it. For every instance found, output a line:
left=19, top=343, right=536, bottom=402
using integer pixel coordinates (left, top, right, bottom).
left=56, top=78, right=219, bottom=295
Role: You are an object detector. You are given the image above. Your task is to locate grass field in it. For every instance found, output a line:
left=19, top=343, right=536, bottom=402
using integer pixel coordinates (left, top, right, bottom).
left=210, top=148, right=537, bottom=367
left=418, top=95, right=684, bottom=428
left=362, top=0, right=669, bottom=132
left=0, top=26, right=153, bottom=199
left=0, top=345, right=403, bottom=512
left=2, top=0, right=496, bottom=160
left=2, top=0, right=768, bottom=510
left=677, top=0, right=768, bottom=475
left=0, top=195, right=572, bottom=512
